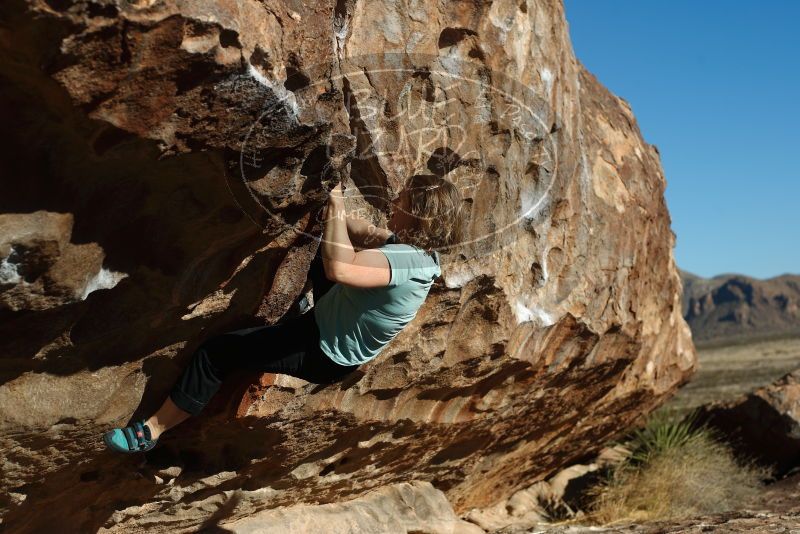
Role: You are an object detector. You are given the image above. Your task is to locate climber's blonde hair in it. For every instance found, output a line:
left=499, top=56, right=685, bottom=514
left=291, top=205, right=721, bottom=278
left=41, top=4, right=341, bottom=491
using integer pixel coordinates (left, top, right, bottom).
left=394, top=174, right=465, bottom=253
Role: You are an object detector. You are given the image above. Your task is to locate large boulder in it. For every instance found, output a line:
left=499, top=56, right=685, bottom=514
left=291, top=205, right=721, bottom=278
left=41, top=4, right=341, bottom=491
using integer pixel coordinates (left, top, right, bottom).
left=0, top=0, right=695, bottom=531
left=695, top=369, right=800, bottom=478
left=220, top=481, right=484, bottom=534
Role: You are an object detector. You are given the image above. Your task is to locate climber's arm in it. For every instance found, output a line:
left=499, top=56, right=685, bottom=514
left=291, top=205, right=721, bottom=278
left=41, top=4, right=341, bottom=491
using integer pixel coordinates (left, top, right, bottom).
left=345, top=211, right=393, bottom=250
left=322, top=183, right=391, bottom=288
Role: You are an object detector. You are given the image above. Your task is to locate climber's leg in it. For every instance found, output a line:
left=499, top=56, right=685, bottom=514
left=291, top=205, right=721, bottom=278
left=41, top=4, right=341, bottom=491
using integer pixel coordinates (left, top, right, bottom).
left=145, top=396, right=190, bottom=440
left=290, top=310, right=361, bottom=385
left=164, top=325, right=282, bottom=419
left=134, top=298, right=358, bottom=444
left=235, top=310, right=359, bottom=384
left=160, top=312, right=321, bottom=426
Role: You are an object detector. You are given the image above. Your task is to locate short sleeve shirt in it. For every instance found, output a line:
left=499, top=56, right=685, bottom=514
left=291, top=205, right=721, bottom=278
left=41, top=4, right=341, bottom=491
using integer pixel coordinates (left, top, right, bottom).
left=314, top=233, right=441, bottom=366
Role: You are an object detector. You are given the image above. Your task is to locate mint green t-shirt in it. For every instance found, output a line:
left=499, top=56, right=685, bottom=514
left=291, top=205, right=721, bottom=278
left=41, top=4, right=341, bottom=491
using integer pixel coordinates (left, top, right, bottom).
left=314, top=234, right=441, bottom=366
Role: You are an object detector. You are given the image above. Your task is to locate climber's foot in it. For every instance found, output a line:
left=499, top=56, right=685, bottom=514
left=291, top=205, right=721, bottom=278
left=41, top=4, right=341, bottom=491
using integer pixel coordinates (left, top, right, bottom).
left=103, top=420, right=158, bottom=453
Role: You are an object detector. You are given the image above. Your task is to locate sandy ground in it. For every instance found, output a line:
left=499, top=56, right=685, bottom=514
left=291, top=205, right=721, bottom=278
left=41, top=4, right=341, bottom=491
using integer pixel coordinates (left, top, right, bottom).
left=534, top=471, right=800, bottom=533
left=658, top=335, right=800, bottom=418
left=528, top=336, right=800, bottom=533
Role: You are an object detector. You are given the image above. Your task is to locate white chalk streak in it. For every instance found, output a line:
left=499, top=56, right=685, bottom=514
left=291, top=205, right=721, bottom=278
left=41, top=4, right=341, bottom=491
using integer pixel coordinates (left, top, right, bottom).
left=81, top=267, right=128, bottom=300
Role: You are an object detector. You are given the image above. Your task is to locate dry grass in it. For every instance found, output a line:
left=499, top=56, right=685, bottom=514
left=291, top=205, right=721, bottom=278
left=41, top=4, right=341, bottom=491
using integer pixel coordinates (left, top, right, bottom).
left=584, top=411, right=770, bottom=526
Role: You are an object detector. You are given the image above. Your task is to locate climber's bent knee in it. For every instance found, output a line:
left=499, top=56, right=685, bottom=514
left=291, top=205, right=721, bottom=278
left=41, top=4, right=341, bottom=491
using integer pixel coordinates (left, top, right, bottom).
left=166, top=336, right=233, bottom=417
left=198, top=335, right=236, bottom=377
left=168, top=388, right=206, bottom=417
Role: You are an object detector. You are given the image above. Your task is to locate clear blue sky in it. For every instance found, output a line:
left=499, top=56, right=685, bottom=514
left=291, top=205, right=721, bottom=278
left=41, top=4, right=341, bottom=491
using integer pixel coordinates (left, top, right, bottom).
left=563, top=1, right=799, bottom=279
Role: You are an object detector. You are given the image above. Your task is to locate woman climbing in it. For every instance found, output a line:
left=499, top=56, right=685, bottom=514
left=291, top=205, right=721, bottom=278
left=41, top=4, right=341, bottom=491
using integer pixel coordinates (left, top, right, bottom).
left=103, top=173, right=464, bottom=453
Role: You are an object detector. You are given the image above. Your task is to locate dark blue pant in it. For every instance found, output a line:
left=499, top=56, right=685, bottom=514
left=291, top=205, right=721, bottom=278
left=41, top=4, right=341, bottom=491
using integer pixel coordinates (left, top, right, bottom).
left=169, top=243, right=359, bottom=416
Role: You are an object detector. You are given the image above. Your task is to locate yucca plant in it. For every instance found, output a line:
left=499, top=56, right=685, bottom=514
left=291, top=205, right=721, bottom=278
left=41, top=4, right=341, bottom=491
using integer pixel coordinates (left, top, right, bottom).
left=624, top=408, right=710, bottom=466
left=584, top=408, right=770, bottom=525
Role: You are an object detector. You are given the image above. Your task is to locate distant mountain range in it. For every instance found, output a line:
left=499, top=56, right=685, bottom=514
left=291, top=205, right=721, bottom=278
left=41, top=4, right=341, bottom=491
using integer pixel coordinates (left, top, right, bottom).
left=680, top=270, right=800, bottom=345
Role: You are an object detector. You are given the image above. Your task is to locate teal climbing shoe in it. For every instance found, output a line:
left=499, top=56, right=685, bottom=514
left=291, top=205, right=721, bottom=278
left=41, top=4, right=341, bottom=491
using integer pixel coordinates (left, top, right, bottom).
left=103, top=420, right=158, bottom=453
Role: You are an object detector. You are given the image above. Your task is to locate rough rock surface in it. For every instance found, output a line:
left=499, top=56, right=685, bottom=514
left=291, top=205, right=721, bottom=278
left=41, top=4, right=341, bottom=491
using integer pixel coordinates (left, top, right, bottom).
left=0, top=0, right=694, bottom=531
left=694, top=368, right=800, bottom=478
left=221, top=480, right=484, bottom=534
left=464, top=445, right=629, bottom=531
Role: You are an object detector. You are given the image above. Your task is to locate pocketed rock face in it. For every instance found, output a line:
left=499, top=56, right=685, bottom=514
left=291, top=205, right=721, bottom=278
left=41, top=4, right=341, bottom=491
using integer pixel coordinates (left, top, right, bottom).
left=0, top=211, right=116, bottom=310
left=0, top=0, right=694, bottom=531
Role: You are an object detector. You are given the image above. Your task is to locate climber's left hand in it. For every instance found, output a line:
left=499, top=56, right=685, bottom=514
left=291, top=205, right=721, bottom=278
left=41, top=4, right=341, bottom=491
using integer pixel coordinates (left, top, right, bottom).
left=329, top=180, right=346, bottom=206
